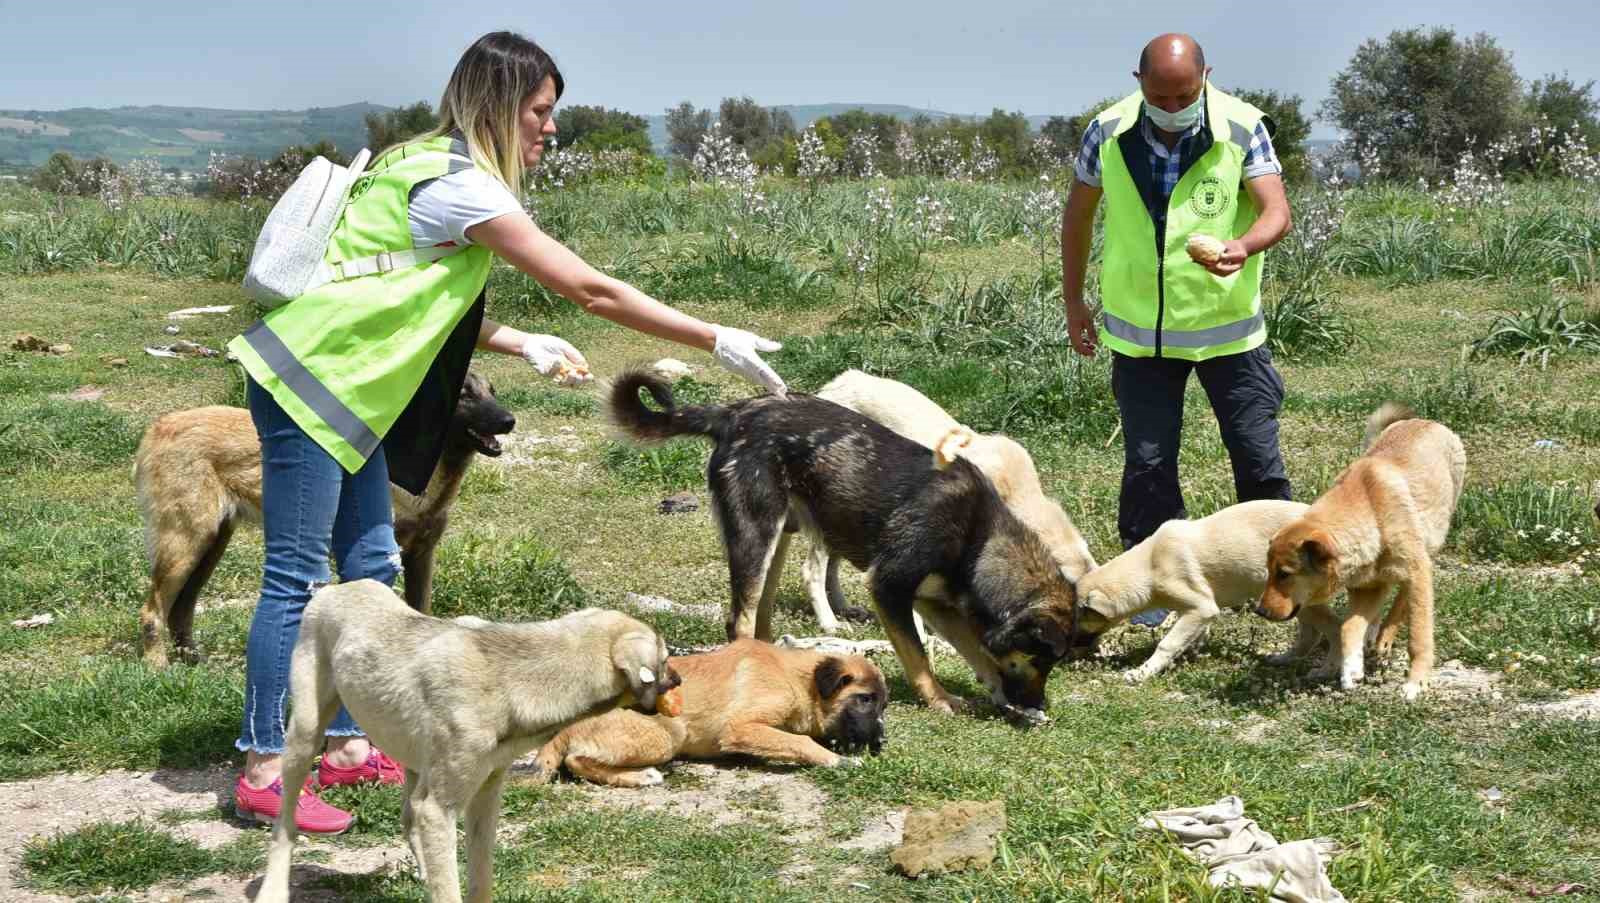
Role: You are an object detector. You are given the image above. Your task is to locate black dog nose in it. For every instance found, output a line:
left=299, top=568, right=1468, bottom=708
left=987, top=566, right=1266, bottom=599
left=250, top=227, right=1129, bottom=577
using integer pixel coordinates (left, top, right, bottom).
left=496, top=413, right=516, bottom=433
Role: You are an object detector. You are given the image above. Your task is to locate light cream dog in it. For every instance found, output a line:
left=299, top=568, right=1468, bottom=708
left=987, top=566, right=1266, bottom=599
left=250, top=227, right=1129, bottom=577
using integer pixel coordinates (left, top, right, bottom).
left=1256, top=403, right=1466, bottom=701
left=256, top=580, right=679, bottom=903
left=800, top=369, right=1096, bottom=633
left=1073, top=500, right=1329, bottom=681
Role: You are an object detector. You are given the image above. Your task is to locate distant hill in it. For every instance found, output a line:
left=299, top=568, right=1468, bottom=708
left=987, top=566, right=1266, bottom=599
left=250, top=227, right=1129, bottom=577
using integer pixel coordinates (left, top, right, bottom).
left=0, top=103, right=384, bottom=171
left=2, top=100, right=1332, bottom=172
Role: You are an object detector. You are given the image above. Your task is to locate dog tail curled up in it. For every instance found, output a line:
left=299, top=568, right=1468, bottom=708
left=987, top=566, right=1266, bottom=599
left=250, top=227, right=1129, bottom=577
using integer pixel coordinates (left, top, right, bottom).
left=1363, top=401, right=1417, bottom=451
left=609, top=369, right=725, bottom=442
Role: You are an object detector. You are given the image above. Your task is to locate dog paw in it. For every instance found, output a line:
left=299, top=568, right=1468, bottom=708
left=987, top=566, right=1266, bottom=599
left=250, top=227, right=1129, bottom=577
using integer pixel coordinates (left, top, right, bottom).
left=1122, top=667, right=1154, bottom=684
left=633, top=767, right=666, bottom=787
left=829, top=755, right=864, bottom=769
left=928, top=694, right=969, bottom=715
left=1400, top=681, right=1427, bottom=702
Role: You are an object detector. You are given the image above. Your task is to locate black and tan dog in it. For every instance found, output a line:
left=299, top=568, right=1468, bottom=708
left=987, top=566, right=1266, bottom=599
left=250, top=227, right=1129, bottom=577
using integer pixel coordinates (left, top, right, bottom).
left=533, top=639, right=886, bottom=786
left=609, top=371, right=1083, bottom=716
left=133, top=371, right=514, bottom=666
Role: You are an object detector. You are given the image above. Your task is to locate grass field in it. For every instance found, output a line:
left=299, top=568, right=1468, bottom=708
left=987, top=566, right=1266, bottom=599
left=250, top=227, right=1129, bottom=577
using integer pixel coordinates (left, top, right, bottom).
left=2, top=172, right=1598, bottom=901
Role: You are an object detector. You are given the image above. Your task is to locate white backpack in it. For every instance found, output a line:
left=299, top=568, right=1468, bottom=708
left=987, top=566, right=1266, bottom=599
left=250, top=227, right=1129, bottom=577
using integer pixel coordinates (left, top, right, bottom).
left=240, top=148, right=465, bottom=307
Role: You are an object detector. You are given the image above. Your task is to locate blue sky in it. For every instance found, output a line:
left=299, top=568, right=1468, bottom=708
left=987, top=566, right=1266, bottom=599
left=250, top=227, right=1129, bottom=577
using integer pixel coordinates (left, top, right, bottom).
left=2, top=0, right=1595, bottom=138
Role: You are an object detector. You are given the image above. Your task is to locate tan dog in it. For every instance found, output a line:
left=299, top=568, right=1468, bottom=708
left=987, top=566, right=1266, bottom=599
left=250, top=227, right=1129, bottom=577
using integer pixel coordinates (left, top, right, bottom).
left=802, top=369, right=1096, bottom=633
left=533, top=639, right=888, bottom=787
left=256, top=580, right=679, bottom=903
left=133, top=372, right=513, bottom=666
left=1072, top=500, right=1325, bottom=682
left=1255, top=403, right=1466, bottom=701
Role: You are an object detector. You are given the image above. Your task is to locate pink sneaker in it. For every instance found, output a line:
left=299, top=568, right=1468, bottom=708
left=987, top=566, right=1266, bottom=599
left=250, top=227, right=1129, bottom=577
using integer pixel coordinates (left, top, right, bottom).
left=317, top=749, right=405, bottom=788
left=234, top=775, right=353, bottom=835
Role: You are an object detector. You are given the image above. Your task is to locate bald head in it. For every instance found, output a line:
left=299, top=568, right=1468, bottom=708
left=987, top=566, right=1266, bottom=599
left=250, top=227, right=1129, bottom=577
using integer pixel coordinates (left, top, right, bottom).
left=1134, top=33, right=1211, bottom=122
left=1138, top=33, right=1205, bottom=77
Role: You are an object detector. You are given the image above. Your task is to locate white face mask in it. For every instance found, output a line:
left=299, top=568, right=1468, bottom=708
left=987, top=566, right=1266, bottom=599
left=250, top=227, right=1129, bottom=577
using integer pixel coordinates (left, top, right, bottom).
left=1145, top=83, right=1205, bottom=132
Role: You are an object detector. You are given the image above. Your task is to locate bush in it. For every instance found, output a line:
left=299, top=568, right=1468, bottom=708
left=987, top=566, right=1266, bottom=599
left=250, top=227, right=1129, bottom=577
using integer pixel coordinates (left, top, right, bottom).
left=1455, top=479, right=1599, bottom=563
left=1469, top=291, right=1600, bottom=367
left=1264, top=285, right=1360, bottom=360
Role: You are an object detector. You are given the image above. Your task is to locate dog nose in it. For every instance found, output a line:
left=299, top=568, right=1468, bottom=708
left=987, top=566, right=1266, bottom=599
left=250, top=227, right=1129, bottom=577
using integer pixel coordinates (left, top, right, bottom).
left=497, top=413, right=516, bottom=433
left=1252, top=605, right=1269, bottom=619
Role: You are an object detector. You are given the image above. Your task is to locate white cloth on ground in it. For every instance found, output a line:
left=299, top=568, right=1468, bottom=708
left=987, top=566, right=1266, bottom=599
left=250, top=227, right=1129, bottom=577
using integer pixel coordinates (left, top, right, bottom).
left=1141, top=796, right=1346, bottom=903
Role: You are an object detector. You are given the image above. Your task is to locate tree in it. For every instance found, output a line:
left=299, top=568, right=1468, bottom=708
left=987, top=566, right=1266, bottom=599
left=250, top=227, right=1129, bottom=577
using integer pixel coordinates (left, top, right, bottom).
left=1321, top=27, right=1523, bottom=182
left=1232, top=88, right=1311, bottom=184
left=555, top=105, right=651, bottom=153
left=664, top=101, right=710, bottom=159
left=977, top=108, right=1030, bottom=175
left=364, top=101, right=439, bottom=152
left=1526, top=73, right=1600, bottom=145
left=1039, top=115, right=1080, bottom=164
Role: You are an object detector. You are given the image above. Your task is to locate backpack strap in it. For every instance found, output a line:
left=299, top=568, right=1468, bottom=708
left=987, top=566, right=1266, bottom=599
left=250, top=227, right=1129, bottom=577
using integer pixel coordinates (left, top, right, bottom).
left=311, top=151, right=479, bottom=285
left=316, top=244, right=467, bottom=284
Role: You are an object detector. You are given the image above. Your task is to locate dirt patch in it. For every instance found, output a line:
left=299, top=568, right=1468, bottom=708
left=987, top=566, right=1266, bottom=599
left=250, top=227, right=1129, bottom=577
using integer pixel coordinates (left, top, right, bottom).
left=836, top=808, right=906, bottom=851
left=177, top=128, right=225, bottom=142
left=557, top=761, right=829, bottom=841
left=1519, top=690, right=1600, bottom=721
left=0, top=767, right=409, bottom=902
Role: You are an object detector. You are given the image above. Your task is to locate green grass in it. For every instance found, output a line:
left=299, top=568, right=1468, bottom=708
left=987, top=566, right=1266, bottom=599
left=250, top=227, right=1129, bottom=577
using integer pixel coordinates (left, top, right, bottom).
left=20, top=819, right=262, bottom=894
left=2, top=176, right=1599, bottom=901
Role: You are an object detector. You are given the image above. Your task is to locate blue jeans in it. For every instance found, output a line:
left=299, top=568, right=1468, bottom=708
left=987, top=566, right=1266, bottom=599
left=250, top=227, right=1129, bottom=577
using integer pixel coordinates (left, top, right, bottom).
left=236, top=378, right=401, bottom=754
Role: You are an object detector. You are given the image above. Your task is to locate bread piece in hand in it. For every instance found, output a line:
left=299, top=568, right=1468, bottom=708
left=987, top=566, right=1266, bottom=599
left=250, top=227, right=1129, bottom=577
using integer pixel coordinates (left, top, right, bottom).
left=1186, top=233, right=1227, bottom=266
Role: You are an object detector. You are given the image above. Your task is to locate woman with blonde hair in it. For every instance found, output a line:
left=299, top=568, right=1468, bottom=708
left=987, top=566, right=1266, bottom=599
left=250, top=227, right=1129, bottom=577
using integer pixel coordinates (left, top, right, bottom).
left=227, top=31, right=786, bottom=833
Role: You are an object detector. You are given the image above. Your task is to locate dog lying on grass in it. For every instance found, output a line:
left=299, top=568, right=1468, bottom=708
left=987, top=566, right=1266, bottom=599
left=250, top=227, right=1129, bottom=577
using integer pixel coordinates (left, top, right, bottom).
left=255, top=580, right=679, bottom=903
left=801, top=369, right=1096, bottom=634
left=533, top=639, right=887, bottom=786
left=133, top=371, right=513, bottom=666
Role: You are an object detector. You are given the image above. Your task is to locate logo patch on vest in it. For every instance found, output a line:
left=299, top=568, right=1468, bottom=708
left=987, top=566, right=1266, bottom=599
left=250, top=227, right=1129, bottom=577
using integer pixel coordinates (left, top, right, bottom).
left=348, top=175, right=375, bottom=202
left=1189, top=176, right=1229, bottom=219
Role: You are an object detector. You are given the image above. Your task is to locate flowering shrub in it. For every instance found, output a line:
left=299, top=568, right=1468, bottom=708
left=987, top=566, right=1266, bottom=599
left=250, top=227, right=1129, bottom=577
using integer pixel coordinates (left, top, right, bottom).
left=527, top=138, right=659, bottom=192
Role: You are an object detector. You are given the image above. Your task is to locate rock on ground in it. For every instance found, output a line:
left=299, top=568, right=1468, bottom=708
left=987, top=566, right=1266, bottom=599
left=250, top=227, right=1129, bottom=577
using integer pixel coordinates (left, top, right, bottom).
left=890, top=800, right=1006, bottom=878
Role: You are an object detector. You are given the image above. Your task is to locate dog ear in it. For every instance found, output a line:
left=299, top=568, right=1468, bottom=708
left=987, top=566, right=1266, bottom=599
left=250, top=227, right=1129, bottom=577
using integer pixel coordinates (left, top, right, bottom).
left=1297, top=532, right=1336, bottom=575
left=1077, top=591, right=1112, bottom=632
left=1031, top=612, right=1071, bottom=658
left=932, top=427, right=972, bottom=470
left=813, top=656, right=854, bottom=699
left=988, top=611, right=1069, bottom=658
left=612, top=630, right=663, bottom=706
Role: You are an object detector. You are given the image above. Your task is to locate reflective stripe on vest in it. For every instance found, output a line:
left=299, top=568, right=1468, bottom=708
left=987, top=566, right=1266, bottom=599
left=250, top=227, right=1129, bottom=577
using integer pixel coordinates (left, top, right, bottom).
left=1103, top=309, right=1265, bottom=349
left=239, top=320, right=381, bottom=459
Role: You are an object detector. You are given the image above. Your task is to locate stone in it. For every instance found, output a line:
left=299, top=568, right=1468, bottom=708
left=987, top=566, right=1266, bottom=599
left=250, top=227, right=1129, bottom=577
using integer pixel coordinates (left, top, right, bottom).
left=890, top=800, right=1006, bottom=878
left=658, top=491, right=700, bottom=514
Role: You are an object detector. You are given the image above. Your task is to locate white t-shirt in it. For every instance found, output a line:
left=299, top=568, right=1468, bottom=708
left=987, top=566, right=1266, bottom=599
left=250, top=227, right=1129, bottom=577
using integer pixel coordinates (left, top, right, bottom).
left=407, top=167, right=524, bottom=249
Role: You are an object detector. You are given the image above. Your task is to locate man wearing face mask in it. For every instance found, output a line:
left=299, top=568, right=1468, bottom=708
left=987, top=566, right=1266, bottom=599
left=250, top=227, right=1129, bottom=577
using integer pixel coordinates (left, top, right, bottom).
left=1060, top=33, right=1293, bottom=627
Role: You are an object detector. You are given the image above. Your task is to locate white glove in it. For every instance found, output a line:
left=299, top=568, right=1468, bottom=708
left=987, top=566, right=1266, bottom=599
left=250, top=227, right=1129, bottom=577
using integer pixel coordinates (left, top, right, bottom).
left=711, top=325, right=787, bottom=396
left=519, top=334, right=592, bottom=386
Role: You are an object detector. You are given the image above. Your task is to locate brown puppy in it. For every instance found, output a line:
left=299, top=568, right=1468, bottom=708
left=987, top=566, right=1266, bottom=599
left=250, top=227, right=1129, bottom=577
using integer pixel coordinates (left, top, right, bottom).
left=532, top=639, right=888, bottom=787
left=1255, top=403, right=1466, bottom=701
left=133, top=371, right=514, bottom=666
